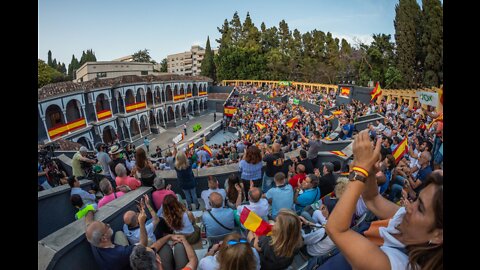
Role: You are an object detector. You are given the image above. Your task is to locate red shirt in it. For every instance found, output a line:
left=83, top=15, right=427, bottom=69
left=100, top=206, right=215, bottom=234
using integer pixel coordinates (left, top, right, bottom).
left=289, top=173, right=306, bottom=189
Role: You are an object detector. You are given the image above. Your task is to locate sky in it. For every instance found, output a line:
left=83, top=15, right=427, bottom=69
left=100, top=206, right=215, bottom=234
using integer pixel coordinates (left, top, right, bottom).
left=38, top=0, right=422, bottom=66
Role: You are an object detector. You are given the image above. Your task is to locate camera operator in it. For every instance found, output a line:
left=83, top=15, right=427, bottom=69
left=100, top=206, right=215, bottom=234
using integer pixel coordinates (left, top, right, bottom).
left=95, top=143, right=113, bottom=181
left=72, top=146, right=97, bottom=179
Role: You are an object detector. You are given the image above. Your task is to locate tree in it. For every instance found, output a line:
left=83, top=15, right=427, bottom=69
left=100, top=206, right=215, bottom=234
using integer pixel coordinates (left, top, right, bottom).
left=395, top=0, right=422, bottom=88
left=160, top=58, right=168, bottom=72
left=47, top=50, right=53, bottom=67
left=200, top=36, right=216, bottom=80
left=68, top=54, right=80, bottom=79
left=132, top=49, right=157, bottom=64
left=229, top=11, right=242, bottom=45
left=38, top=59, right=68, bottom=88
left=421, top=0, right=443, bottom=86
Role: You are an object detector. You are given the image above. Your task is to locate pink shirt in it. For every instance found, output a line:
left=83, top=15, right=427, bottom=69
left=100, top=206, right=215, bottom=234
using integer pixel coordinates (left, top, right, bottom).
left=98, top=191, right=126, bottom=208
left=152, top=189, right=176, bottom=210
left=116, top=176, right=142, bottom=191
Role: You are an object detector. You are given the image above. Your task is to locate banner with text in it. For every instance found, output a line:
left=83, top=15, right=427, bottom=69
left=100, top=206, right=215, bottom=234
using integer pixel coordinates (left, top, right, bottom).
left=172, top=132, right=185, bottom=144
left=416, top=91, right=439, bottom=107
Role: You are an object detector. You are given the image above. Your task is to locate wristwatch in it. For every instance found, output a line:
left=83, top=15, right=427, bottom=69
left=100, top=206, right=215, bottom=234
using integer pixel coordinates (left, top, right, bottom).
left=349, top=171, right=367, bottom=183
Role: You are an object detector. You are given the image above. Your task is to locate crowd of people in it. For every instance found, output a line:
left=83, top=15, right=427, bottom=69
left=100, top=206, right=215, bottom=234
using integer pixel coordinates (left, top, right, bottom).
left=40, top=82, right=443, bottom=269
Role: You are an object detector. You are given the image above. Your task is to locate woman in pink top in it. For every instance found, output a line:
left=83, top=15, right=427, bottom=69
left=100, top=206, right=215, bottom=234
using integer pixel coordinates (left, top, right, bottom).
left=98, top=178, right=125, bottom=208
left=115, top=163, right=141, bottom=191
left=152, top=177, right=175, bottom=211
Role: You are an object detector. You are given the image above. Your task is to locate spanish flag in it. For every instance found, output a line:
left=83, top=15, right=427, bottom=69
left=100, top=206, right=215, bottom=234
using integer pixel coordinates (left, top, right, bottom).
left=263, top=108, right=271, bottom=115
left=340, top=87, right=351, bottom=98
left=324, top=115, right=334, bottom=121
left=240, top=207, right=272, bottom=236
left=224, top=106, right=237, bottom=117
left=202, top=144, right=213, bottom=157
left=370, top=82, right=382, bottom=102
left=246, top=134, right=251, bottom=140
left=255, top=123, right=267, bottom=131
left=286, top=118, right=299, bottom=129
left=332, top=110, right=343, bottom=116
left=392, top=137, right=408, bottom=164
left=330, top=151, right=347, bottom=157
left=426, top=114, right=443, bottom=130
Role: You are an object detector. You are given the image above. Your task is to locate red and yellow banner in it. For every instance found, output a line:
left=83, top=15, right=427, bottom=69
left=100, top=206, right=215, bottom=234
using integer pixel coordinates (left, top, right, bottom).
left=97, top=109, right=112, bottom=121
left=426, top=113, right=443, bottom=130
left=188, top=142, right=195, bottom=149
left=186, top=93, right=193, bottom=98
left=203, top=144, right=213, bottom=157
left=48, top=118, right=86, bottom=139
left=324, top=115, right=334, bottom=121
left=286, top=118, right=299, bottom=129
left=199, top=91, right=208, bottom=96
left=332, top=110, right=343, bottom=116
left=330, top=151, right=347, bottom=157
left=240, top=207, right=272, bottom=236
left=126, top=102, right=146, bottom=113
left=174, top=95, right=185, bottom=101
left=340, top=87, right=351, bottom=98
left=255, top=123, right=267, bottom=131
left=224, top=106, right=237, bottom=117
left=370, top=82, right=382, bottom=102
left=392, top=137, right=408, bottom=164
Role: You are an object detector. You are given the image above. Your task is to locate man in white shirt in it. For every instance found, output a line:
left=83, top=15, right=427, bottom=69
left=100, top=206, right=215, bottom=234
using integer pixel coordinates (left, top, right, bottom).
left=237, top=187, right=269, bottom=220
left=201, top=176, right=227, bottom=210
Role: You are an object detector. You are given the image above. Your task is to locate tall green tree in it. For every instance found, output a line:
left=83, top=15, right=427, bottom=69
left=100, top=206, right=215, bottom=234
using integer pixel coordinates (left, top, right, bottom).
left=421, top=0, right=443, bottom=86
left=47, top=50, right=53, bottom=67
left=201, top=36, right=216, bottom=80
left=229, top=12, right=242, bottom=45
left=38, top=59, right=68, bottom=88
left=160, top=58, right=168, bottom=72
left=68, top=54, right=80, bottom=79
left=132, top=49, right=156, bottom=64
left=394, top=0, right=422, bottom=88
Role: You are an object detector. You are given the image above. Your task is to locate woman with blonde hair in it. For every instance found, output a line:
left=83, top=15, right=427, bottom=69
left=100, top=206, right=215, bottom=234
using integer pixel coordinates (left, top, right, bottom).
left=248, top=209, right=303, bottom=269
left=173, top=147, right=199, bottom=211
left=160, top=194, right=200, bottom=245
left=130, top=147, right=156, bottom=187
left=198, top=233, right=261, bottom=270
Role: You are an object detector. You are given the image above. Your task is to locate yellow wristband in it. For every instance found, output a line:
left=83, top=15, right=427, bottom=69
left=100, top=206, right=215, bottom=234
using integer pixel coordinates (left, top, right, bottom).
left=352, top=166, right=369, bottom=177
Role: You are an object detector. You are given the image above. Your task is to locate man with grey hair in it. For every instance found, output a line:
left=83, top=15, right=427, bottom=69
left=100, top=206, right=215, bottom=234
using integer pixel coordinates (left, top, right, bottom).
left=152, top=177, right=175, bottom=211
left=201, top=176, right=226, bottom=210
left=85, top=203, right=146, bottom=270
left=98, top=178, right=125, bottom=208
left=72, top=146, right=96, bottom=178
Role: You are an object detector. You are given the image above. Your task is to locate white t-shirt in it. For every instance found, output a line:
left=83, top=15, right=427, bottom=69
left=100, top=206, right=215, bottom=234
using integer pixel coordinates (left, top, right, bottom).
left=198, top=247, right=261, bottom=270
left=379, top=207, right=410, bottom=270
left=201, top=188, right=227, bottom=210
left=237, top=198, right=269, bottom=220
left=159, top=211, right=194, bottom=234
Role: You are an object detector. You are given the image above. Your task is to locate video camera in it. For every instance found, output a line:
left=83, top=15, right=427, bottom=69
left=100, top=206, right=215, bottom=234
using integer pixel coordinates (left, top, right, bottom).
left=38, top=142, right=66, bottom=187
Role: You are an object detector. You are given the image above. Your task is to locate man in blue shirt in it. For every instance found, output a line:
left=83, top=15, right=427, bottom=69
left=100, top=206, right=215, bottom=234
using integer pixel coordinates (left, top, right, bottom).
left=265, top=172, right=294, bottom=219
left=69, top=176, right=97, bottom=205
left=144, top=137, right=150, bottom=153
left=294, top=174, right=321, bottom=214
left=202, top=192, right=234, bottom=237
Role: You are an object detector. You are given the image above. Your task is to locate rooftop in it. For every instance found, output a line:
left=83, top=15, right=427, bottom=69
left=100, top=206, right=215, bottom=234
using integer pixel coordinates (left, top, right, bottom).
left=38, top=74, right=213, bottom=101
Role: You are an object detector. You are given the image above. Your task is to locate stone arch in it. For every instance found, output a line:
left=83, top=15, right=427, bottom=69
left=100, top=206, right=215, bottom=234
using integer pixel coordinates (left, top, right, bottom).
left=157, top=109, right=166, bottom=127
left=95, top=93, right=110, bottom=113
left=130, top=118, right=140, bottom=137
left=102, top=125, right=116, bottom=145
left=149, top=110, right=157, bottom=128
left=187, top=84, right=192, bottom=96
left=146, top=88, right=154, bottom=107
left=187, top=100, right=193, bottom=114
left=120, top=120, right=130, bottom=141
left=167, top=106, right=175, bottom=122
left=193, top=99, right=199, bottom=113
left=45, top=104, right=65, bottom=129
left=199, top=99, right=204, bottom=111
left=136, top=88, right=145, bottom=103
left=193, top=84, right=198, bottom=96
left=175, top=105, right=181, bottom=121
left=174, top=85, right=179, bottom=96
left=166, top=85, right=173, bottom=102
left=203, top=99, right=208, bottom=110
left=140, top=115, right=149, bottom=135
left=180, top=85, right=185, bottom=96
left=125, top=89, right=135, bottom=106
left=154, top=86, right=161, bottom=104
left=65, top=99, right=82, bottom=123
left=181, top=104, right=187, bottom=118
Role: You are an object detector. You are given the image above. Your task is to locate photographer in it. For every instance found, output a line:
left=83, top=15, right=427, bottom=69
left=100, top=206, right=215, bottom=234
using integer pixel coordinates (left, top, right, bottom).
left=95, top=143, right=113, bottom=181
left=72, top=146, right=97, bottom=179
left=38, top=161, right=52, bottom=191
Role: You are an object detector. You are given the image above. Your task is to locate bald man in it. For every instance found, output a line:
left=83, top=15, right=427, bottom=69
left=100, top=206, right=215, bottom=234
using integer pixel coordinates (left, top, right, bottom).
left=262, top=142, right=285, bottom=193
left=237, top=187, right=269, bottom=220
left=201, top=192, right=235, bottom=237
left=201, top=176, right=227, bottom=210
left=85, top=206, right=147, bottom=270
left=123, top=194, right=160, bottom=245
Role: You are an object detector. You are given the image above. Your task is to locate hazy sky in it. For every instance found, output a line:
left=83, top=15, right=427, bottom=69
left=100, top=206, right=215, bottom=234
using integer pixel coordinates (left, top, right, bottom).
left=38, top=0, right=421, bottom=65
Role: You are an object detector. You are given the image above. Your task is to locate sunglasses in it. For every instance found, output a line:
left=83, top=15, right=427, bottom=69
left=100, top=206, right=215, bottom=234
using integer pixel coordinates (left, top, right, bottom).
left=227, top=239, right=248, bottom=246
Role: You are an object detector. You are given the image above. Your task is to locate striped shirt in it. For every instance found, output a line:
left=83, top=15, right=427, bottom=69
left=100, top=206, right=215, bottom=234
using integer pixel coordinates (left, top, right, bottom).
left=239, top=160, right=263, bottom=181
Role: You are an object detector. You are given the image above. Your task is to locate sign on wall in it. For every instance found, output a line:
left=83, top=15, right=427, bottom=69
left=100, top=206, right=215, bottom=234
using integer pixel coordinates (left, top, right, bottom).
left=416, top=91, right=439, bottom=107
